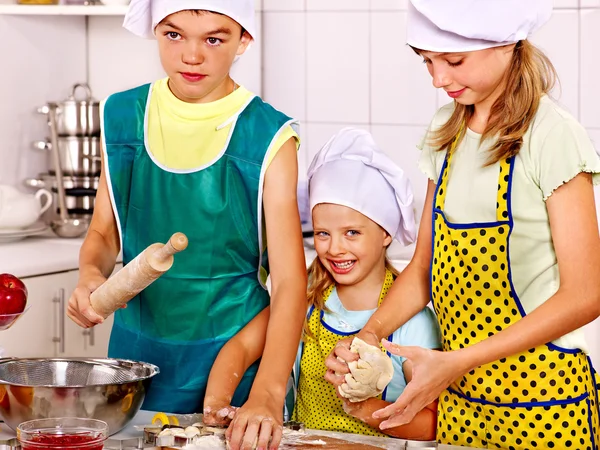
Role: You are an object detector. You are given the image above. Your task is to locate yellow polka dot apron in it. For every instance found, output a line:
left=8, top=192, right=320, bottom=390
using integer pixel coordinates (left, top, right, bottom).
left=292, top=270, right=395, bottom=436
left=432, top=141, right=600, bottom=449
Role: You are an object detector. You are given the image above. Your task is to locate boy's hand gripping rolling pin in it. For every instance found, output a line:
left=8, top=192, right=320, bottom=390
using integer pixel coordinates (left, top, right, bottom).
left=90, top=232, right=189, bottom=319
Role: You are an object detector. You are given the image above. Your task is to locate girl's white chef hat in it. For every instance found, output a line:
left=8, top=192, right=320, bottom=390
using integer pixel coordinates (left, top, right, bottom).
left=123, top=0, right=256, bottom=40
left=407, top=0, right=553, bottom=52
left=307, top=128, right=416, bottom=246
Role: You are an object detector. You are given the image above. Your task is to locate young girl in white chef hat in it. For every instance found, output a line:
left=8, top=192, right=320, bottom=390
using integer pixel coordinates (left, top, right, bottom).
left=66, top=1, right=307, bottom=448
left=205, top=128, right=442, bottom=441
left=326, top=1, right=600, bottom=449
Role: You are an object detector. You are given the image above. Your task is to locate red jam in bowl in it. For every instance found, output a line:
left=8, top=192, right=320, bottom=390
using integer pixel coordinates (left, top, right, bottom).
left=22, top=433, right=104, bottom=450
left=17, top=418, right=108, bottom=450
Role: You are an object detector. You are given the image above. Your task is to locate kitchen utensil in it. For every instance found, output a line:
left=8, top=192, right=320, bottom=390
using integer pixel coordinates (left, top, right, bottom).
left=38, top=84, right=100, bottom=137
left=33, top=137, right=101, bottom=176
left=0, top=358, right=159, bottom=434
left=90, top=232, right=189, bottom=319
left=0, top=186, right=52, bottom=230
left=47, top=106, right=89, bottom=238
left=17, top=418, right=108, bottom=450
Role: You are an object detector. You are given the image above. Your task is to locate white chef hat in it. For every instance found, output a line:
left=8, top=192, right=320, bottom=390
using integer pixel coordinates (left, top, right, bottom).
left=123, top=0, right=256, bottom=40
left=307, top=128, right=416, bottom=246
left=407, top=0, right=552, bottom=53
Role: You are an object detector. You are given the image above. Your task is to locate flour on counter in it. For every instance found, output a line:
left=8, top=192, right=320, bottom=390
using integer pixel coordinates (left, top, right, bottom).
left=183, top=435, right=226, bottom=449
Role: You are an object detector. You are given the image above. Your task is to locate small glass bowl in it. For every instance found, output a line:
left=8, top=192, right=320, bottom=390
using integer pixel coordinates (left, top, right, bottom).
left=17, top=418, right=109, bottom=450
left=0, top=306, right=31, bottom=331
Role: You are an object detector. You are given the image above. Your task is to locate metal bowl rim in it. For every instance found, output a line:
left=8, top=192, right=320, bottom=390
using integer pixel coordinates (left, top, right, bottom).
left=0, top=357, right=160, bottom=388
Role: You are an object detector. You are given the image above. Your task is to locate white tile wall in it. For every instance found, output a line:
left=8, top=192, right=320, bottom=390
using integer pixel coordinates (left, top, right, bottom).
left=263, top=12, right=307, bottom=121
left=580, top=9, right=600, bottom=128
left=261, top=3, right=600, bottom=195
left=370, top=125, right=429, bottom=217
left=306, top=12, right=370, bottom=124
left=88, top=17, right=164, bottom=101
left=582, top=0, right=600, bottom=7
left=0, top=16, right=87, bottom=188
left=263, top=0, right=305, bottom=11
left=530, top=10, right=579, bottom=116
left=371, top=11, right=437, bottom=126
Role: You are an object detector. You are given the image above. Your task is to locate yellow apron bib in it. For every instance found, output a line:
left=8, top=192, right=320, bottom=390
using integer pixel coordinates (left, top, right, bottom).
left=292, top=270, right=394, bottom=436
left=432, top=140, right=600, bottom=449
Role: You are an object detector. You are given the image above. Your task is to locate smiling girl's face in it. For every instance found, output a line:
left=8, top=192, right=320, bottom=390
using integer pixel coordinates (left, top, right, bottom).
left=155, top=10, right=251, bottom=103
left=312, top=203, right=392, bottom=287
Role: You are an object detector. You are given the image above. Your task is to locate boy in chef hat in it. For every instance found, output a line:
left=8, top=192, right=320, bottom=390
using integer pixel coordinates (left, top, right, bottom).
left=204, top=128, right=441, bottom=441
left=67, top=1, right=307, bottom=448
left=325, top=1, right=600, bottom=449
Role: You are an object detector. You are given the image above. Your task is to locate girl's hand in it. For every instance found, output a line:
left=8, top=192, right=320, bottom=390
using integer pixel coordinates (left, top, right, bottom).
left=373, top=340, right=469, bottom=430
left=324, top=365, right=346, bottom=394
left=324, top=338, right=355, bottom=375
left=225, top=391, right=283, bottom=450
left=203, top=402, right=238, bottom=426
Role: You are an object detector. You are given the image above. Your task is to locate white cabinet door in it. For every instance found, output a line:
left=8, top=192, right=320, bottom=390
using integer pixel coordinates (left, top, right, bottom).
left=62, top=264, right=121, bottom=358
left=0, top=272, right=70, bottom=358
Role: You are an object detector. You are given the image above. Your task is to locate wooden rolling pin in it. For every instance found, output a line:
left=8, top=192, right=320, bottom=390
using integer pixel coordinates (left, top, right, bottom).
left=90, top=232, right=189, bottom=319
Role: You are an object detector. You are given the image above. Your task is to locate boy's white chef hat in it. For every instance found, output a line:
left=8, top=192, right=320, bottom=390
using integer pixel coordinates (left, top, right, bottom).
left=307, top=128, right=416, bottom=246
left=123, top=0, right=256, bottom=40
left=407, top=0, right=552, bottom=52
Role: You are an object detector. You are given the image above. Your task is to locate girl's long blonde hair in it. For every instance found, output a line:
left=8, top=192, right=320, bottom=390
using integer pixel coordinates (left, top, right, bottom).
left=426, top=40, right=558, bottom=164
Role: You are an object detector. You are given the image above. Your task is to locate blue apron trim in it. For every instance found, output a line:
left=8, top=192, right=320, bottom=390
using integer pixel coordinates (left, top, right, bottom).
left=319, top=309, right=358, bottom=336
left=591, top=355, right=600, bottom=399
left=448, top=386, right=589, bottom=409
left=433, top=209, right=511, bottom=230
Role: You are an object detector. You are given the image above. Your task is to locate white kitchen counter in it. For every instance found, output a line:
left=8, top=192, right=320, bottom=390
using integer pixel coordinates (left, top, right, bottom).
left=0, top=235, right=87, bottom=278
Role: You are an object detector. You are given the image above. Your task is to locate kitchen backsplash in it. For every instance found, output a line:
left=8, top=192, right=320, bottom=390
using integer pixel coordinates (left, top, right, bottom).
left=0, top=0, right=599, bottom=220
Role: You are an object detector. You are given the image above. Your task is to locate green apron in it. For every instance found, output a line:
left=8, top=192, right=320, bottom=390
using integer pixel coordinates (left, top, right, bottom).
left=102, top=83, right=295, bottom=413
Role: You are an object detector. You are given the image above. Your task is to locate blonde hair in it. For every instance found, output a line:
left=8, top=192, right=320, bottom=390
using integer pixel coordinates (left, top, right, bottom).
left=424, top=40, right=558, bottom=165
left=303, top=255, right=399, bottom=339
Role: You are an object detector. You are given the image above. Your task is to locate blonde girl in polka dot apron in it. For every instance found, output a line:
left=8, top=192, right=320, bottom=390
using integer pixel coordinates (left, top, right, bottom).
left=292, top=128, right=441, bottom=439
left=201, top=128, right=440, bottom=440
left=324, top=1, right=600, bottom=449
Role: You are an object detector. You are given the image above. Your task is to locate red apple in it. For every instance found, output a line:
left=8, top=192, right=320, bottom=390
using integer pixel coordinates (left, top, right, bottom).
left=0, top=274, right=27, bottom=324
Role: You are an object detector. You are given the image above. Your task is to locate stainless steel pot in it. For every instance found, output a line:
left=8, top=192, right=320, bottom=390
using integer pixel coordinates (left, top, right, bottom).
left=33, top=136, right=101, bottom=176
left=38, top=83, right=100, bottom=137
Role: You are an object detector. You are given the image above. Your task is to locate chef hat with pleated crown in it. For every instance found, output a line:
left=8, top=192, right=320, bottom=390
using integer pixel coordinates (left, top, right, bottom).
left=407, top=0, right=553, bottom=53
left=123, top=0, right=256, bottom=40
left=307, top=128, right=416, bottom=247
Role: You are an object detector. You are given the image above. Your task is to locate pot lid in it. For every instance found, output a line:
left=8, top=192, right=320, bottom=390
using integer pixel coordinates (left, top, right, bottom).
left=59, top=83, right=99, bottom=106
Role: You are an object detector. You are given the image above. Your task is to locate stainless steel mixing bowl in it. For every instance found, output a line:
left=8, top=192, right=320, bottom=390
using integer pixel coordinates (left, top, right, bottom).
left=0, top=358, right=159, bottom=435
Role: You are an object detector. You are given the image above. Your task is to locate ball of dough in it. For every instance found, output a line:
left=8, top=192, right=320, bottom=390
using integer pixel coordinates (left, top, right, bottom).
left=338, top=337, right=394, bottom=402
